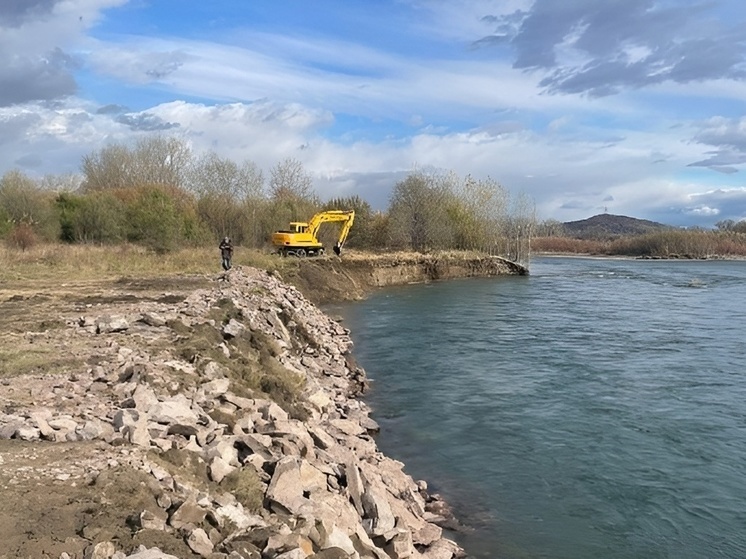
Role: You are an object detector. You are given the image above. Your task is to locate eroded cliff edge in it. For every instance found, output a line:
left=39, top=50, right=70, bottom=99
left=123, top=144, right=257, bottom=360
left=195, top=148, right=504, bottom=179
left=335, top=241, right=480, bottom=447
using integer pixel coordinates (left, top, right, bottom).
left=284, top=251, right=528, bottom=305
left=0, top=266, right=468, bottom=559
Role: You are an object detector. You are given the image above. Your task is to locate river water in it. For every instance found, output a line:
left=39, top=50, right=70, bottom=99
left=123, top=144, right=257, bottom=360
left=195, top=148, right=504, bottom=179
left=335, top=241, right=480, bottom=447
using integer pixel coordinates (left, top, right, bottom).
left=330, top=256, right=746, bottom=559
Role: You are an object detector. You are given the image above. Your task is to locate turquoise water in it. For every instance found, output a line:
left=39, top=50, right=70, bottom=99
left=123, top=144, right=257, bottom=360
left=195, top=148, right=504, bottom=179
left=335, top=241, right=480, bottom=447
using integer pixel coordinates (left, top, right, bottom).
left=331, top=257, right=746, bottom=559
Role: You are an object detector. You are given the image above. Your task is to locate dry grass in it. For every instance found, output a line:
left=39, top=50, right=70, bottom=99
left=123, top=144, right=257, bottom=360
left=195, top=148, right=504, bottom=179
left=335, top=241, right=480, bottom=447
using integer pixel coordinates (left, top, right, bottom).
left=0, top=243, right=294, bottom=283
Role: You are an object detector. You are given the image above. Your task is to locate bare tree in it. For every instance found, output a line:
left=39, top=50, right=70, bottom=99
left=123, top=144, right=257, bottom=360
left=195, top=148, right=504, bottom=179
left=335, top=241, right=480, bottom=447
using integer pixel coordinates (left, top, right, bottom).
left=187, top=152, right=266, bottom=244
left=82, top=136, right=193, bottom=191
left=266, top=158, right=320, bottom=235
left=388, top=170, right=454, bottom=251
left=269, top=158, right=315, bottom=202
left=450, top=175, right=508, bottom=251
left=81, top=144, right=134, bottom=190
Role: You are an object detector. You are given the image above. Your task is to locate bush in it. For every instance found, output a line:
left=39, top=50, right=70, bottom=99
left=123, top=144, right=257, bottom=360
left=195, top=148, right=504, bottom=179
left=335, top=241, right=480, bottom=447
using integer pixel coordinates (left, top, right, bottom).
left=5, top=222, right=37, bottom=251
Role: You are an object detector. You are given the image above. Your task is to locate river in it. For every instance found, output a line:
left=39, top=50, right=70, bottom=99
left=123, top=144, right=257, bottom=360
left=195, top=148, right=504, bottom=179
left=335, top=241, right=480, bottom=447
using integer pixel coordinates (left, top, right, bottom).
left=329, top=256, right=746, bottom=559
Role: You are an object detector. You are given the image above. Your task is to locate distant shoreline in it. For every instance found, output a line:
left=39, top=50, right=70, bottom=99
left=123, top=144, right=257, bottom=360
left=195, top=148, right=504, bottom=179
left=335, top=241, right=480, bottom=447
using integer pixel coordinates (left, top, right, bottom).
left=531, top=252, right=746, bottom=261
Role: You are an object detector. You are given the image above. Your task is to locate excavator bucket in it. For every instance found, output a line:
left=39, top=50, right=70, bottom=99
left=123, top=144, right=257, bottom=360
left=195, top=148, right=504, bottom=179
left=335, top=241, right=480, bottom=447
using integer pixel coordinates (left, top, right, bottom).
left=333, top=243, right=341, bottom=256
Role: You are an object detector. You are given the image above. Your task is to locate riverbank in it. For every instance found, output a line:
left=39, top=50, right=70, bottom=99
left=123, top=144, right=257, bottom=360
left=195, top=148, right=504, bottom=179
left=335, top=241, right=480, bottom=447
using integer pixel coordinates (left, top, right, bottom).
left=0, top=252, right=524, bottom=559
left=284, top=251, right=528, bottom=305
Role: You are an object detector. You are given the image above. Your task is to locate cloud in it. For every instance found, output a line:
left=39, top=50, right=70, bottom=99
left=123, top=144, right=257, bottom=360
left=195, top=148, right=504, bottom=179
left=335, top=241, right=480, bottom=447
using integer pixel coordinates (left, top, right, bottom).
left=686, top=187, right=746, bottom=221
left=688, top=116, right=746, bottom=171
left=0, top=48, right=79, bottom=106
left=115, top=113, right=180, bottom=132
left=475, top=0, right=746, bottom=96
left=0, top=0, right=128, bottom=106
left=0, top=0, right=56, bottom=27
left=87, top=46, right=192, bottom=84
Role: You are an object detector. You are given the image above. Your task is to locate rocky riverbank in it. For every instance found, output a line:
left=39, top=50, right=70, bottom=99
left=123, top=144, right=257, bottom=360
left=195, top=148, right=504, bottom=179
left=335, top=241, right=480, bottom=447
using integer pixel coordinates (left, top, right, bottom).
left=0, top=266, right=468, bottom=559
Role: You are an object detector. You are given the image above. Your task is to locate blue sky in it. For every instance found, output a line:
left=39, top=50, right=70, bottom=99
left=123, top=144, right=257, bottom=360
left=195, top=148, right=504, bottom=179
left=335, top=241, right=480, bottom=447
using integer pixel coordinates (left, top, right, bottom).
left=2, top=0, right=746, bottom=226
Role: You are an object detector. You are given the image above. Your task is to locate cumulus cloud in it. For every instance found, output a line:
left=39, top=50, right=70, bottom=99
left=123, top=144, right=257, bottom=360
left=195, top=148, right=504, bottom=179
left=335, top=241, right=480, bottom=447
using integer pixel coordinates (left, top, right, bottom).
left=686, top=188, right=746, bottom=221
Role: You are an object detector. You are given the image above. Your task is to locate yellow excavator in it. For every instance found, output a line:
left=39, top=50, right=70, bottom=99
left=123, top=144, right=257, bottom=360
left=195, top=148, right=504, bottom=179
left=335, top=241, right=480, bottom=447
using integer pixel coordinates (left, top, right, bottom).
left=272, top=210, right=355, bottom=257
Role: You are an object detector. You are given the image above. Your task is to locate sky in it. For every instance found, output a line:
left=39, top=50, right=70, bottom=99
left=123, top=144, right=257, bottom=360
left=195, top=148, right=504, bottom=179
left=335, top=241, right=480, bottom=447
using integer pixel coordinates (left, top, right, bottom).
left=2, top=0, right=746, bottom=227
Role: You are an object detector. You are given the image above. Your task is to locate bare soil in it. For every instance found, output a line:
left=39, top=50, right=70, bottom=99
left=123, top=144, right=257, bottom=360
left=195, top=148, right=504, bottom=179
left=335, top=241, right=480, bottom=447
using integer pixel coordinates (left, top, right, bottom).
left=0, top=274, right=213, bottom=559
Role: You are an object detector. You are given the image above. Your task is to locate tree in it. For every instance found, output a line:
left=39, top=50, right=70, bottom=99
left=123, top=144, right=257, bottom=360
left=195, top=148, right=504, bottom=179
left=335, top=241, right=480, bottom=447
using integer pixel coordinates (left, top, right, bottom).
left=82, top=136, right=192, bottom=191
left=187, top=152, right=265, bottom=245
left=536, top=219, right=566, bottom=237
left=56, top=191, right=126, bottom=243
left=504, top=192, right=536, bottom=263
left=264, top=158, right=320, bottom=243
left=0, top=170, right=59, bottom=240
left=322, top=195, right=373, bottom=249
left=124, top=184, right=205, bottom=253
left=387, top=170, right=454, bottom=251
left=269, top=158, right=315, bottom=203
left=448, top=175, right=508, bottom=251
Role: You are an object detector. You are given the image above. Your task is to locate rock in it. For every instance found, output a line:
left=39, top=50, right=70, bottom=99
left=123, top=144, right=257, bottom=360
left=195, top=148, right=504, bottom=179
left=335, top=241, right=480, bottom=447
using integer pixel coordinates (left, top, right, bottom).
left=77, top=418, right=115, bottom=441
left=132, top=384, right=159, bottom=411
left=140, top=312, right=167, bottom=327
left=420, top=539, right=463, bottom=559
left=266, top=457, right=327, bottom=515
left=85, top=541, right=116, bottom=559
left=124, top=547, right=181, bottom=559
left=122, top=420, right=151, bottom=447
left=311, top=519, right=356, bottom=556
left=384, top=529, right=414, bottom=559
left=202, top=378, right=231, bottom=397
left=222, top=319, right=245, bottom=339
left=186, top=527, right=214, bottom=557
left=209, top=456, right=236, bottom=483
left=328, top=419, right=365, bottom=437
left=15, top=426, right=41, bottom=440
left=139, top=509, right=168, bottom=531
left=169, top=498, right=207, bottom=529
left=309, top=548, right=354, bottom=559
left=0, top=266, right=464, bottom=559
left=214, top=504, right=266, bottom=531
left=150, top=395, right=199, bottom=425
left=361, top=484, right=396, bottom=536
left=97, top=315, right=129, bottom=334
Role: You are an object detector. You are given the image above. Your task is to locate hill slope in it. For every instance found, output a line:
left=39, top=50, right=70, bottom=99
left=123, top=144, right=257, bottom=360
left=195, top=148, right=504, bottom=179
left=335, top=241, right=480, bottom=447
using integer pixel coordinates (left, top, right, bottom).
left=563, top=214, right=671, bottom=239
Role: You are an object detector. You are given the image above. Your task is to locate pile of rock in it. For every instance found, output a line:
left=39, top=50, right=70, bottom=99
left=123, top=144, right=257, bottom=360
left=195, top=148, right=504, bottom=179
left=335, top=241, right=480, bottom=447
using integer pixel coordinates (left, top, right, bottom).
left=0, top=267, right=462, bottom=559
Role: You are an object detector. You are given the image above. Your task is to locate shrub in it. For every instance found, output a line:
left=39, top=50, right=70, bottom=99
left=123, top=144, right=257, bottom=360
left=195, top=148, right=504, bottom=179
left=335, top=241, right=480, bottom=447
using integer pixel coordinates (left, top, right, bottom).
left=5, top=222, right=37, bottom=251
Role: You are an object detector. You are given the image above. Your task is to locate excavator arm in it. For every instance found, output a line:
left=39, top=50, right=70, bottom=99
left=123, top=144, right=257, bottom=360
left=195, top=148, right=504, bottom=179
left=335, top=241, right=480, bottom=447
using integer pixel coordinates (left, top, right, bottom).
left=307, top=210, right=355, bottom=255
left=334, top=212, right=355, bottom=255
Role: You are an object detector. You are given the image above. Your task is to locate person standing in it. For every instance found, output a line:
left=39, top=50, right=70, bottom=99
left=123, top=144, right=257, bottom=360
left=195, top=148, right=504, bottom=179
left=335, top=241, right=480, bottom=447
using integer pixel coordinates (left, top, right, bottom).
left=219, top=236, right=233, bottom=270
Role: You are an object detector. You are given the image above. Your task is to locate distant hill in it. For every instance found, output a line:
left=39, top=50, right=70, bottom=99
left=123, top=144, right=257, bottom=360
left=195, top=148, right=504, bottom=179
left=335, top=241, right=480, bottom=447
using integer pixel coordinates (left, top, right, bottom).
left=563, top=214, right=671, bottom=239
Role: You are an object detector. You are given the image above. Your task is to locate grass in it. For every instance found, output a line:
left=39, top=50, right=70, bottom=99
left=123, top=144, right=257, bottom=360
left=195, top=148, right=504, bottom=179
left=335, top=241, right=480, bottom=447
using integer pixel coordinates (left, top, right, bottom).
left=0, top=346, right=83, bottom=379
left=0, top=243, right=302, bottom=284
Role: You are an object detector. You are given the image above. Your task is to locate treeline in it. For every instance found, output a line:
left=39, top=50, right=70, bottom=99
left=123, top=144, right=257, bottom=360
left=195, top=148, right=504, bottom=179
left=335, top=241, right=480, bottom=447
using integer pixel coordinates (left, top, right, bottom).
left=533, top=221, right=746, bottom=258
left=0, top=136, right=535, bottom=260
